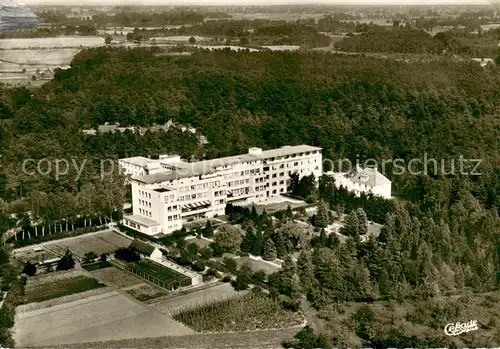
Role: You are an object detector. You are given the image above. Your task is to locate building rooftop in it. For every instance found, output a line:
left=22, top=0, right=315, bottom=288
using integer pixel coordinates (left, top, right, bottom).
left=125, top=214, right=160, bottom=227
left=347, top=166, right=391, bottom=187
left=129, top=145, right=322, bottom=185
left=131, top=165, right=217, bottom=184
left=119, top=156, right=152, bottom=168
left=259, top=145, right=322, bottom=159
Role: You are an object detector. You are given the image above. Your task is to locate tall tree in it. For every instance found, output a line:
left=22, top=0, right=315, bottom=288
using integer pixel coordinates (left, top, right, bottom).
left=263, top=238, right=277, bottom=261
left=315, top=200, right=329, bottom=228
left=356, top=207, right=368, bottom=235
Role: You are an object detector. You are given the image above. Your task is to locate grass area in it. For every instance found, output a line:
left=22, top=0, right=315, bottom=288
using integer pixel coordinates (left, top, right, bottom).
left=235, top=257, right=279, bottom=275
left=25, top=276, right=106, bottom=303
left=82, top=261, right=112, bottom=271
left=132, top=259, right=191, bottom=286
left=90, top=266, right=143, bottom=288
left=125, top=283, right=167, bottom=302
left=173, top=292, right=304, bottom=332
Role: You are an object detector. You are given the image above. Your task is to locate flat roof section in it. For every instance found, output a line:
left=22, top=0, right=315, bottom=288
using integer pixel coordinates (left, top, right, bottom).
left=124, top=214, right=160, bottom=227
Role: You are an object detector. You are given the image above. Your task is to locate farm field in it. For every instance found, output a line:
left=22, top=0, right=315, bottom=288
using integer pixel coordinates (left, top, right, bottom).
left=90, top=266, right=143, bottom=288
left=25, top=275, right=106, bottom=303
left=173, top=292, right=305, bottom=332
left=151, top=35, right=210, bottom=42
left=125, top=283, right=168, bottom=301
left=14, top=290, right=194, bottom=346
left=0, top=36, right=104, bottom=49
left=1, top=48, right=77, bottom=66
left=235, top=256, right=280, bottom=275
left=36, top=327, right=298, bottom=349
left=0, top=36, right=104, bottom=85
left=154, top=282, right=241, bottom=315
left=229, top=12, right=326, bottom=21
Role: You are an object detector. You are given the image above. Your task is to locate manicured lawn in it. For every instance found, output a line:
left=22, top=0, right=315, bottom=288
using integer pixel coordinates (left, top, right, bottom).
left=173, top=292, right=304, bottom=332
left=26, top=276, right=106, bottom=303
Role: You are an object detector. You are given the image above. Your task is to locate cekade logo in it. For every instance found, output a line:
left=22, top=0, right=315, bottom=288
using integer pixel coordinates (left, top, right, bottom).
left=444, top=320, right=479, bottom=336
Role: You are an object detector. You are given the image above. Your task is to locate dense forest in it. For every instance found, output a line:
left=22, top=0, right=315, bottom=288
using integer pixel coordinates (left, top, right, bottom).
left=335, top=27, right=444, bottom=54
left=335, top=25, right=500, bottom=57
left=0, top=41, right=499, bottom=347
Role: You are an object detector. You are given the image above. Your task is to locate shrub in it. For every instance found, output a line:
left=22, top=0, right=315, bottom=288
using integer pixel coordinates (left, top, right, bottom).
left=192, top=260, right=206, bottom=272
left=22, top=262, right=36, bottom=276
left=114, top=247, right=140, bottom=262
left=57, top=250, right=75, bottom=271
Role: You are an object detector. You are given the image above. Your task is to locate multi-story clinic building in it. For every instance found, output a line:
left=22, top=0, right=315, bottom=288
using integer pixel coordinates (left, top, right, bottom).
left=120, top=145, right=322, bottom=236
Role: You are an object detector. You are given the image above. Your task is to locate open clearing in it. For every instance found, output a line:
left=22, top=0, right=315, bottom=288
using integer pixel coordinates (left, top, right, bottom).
left=236, top=256, right=280, bottom=274
left=14, top=290, right=194, bottom=346
left=186, top=237, right=212, bottom=249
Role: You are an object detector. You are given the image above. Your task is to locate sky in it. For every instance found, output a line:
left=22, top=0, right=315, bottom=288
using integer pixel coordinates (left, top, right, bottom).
left=22, top=0, right=493, bottom=5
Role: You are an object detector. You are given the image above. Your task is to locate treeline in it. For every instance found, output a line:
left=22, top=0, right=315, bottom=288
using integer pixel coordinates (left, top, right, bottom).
left=126, top=21, right=330, bottom=48
left=35, top=10, right=206, bottom=27
left=0, top=26, right=98, bottom=39
left=335, top=27, right=445, bottom=54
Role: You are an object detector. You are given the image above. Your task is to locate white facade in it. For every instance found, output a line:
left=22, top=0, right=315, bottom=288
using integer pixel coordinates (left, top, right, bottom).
left=327, top=165, right=391, bottom=199
left=122, top=145, right=322, bottom=236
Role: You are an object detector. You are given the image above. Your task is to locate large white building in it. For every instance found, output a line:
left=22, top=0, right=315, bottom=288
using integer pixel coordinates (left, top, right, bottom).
left=327, top=165, right=392, bottom=200
left=120, top=145, right=322, bottom=236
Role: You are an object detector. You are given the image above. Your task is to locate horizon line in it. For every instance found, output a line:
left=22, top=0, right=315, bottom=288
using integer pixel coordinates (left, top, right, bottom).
left=22, top=0, right=493, bottom=6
